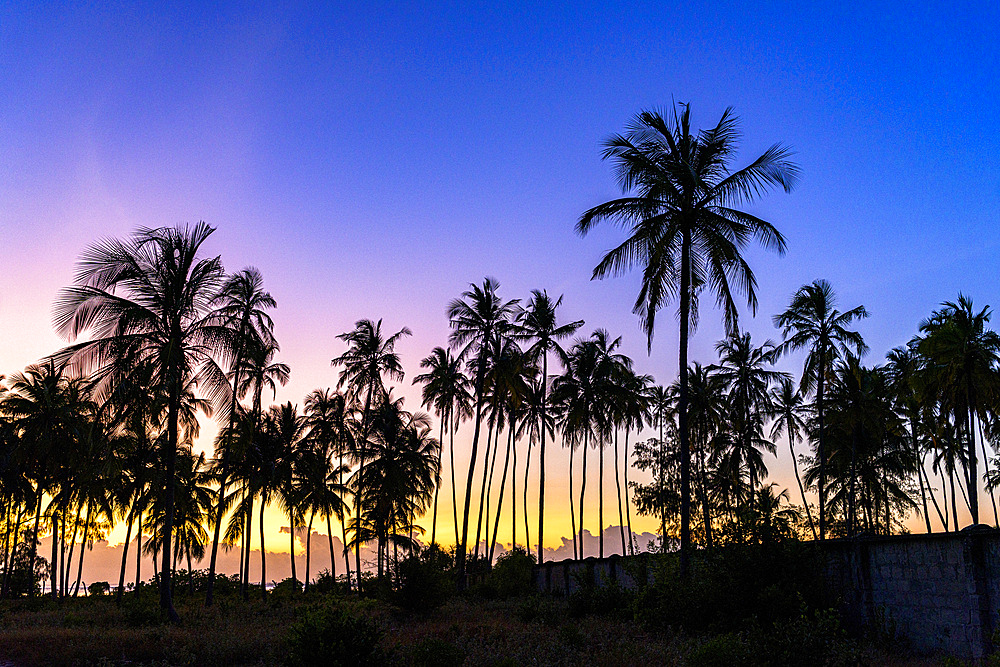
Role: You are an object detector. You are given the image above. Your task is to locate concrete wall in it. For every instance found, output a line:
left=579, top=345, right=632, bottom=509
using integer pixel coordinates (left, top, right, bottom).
left=823, top=529, right=1000, bottom=660
left=532, top=529, right=1000, bottom=660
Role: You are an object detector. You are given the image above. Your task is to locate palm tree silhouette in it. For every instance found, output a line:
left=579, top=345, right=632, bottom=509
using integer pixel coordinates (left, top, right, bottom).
left=447, top=278, right=519, bottom=584
left=520, top=290, right=582, bottom=564
left=51, top=223, right=230, bottom=620
left=774, top=279, right=867, bottom=539
left=332, top=319, right=410, bottom=588
left=577, top=104, right=796, bottom=573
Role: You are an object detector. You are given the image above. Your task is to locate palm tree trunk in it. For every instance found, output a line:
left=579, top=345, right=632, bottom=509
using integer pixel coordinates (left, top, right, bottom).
left=26, top=493, right=42, bottom=598
left=569, top=442, right=577, bottom=559
left=625, top=429, right=635, bottom=555
left=135, top=513, right=143, bottom=592
left=288, top=511, right=297, bottom=586
left=458, top=380, right=485, bottom=588
left=305, top=511, right=314, bottom=593
left=117, top=506, right=135, bottom=603
left=579, top=431, right=589, bottom=558
left=967, top=396, right=979, bottom=524
left=909, top=421, right=932, bottom=533
left=51, top=513, right=59, bottom=598
left=484, top=422, right=503, bottom=559
left=260, top=500, right=267, bottom=600
left=2, top=503, right=25, bottom=599
left=923, top=463, right=947, bottom=531
left=243, top=495, right=254, bottom=599
left=512, top=426, right=517, bottom=550
left=678, top=227, right=691, bottom=577
left=599, top=435, right=605, bottom=558
left=698, top=437, right=713, bottom=549
left=789, top=435, right=817, bottom=539
left=450, top=416, right=460, bottom=552
left=817, top=357, right=827, bottom=541
left=337, top=452, right=350, bottom=592
left=977, top=416, right=999, bottom=526
left=73, top=505, right=92, bottom=596
left=475, top=420, right=497, bottom=560
left=64, top=503, right=83, bottom=595
left=489, top=426, right=514, bottom=562
left=523, top=437, right=532, bottom=556
left=326, top=514, right=337, bottom=586
left=950, top=469, right=960, bottom=529
left=615, top=430, right=625, bottom=557
left=160, top=383, right=180, bottom=622
left=538, top=354, right=548, bottom=565
left=431, top=419, right=445, bottom=547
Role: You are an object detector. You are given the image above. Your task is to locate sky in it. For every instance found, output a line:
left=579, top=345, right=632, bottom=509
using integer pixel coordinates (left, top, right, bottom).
left=2, top=2, right=1000, bottom=577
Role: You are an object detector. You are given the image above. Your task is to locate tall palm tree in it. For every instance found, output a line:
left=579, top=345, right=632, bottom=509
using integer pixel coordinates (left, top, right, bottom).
left=520, top=290, right=583, bottom=564
left=332, top=319, right=411, bottom=587
left=916, top=295, right=1000, bottom=526
left=303, top=389, right=353, bottom=588
left=769, top=377, right=817, bottom=538
left=577, top=105, right=797, bottom=573
left=447, top=278, right=519, bottom=584
left=774, top=279, right=868, bottom=539
left=413, top=347, right=472, bottom=548
left=206, top=267, right=277, bottom=606
left=51, top=222, right=230, bottom=620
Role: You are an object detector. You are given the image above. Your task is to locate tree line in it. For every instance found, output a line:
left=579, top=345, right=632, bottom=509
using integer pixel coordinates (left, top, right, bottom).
left=1, top=104, right=998, bottom=622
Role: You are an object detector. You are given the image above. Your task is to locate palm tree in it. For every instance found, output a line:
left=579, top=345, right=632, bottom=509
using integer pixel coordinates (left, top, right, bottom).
left=769, top=377, right=817, bottom=538
left=577, top=104, right=797, bottom=574
left=413, top=348, right=472, bottom=549
left=332, top=319, right=411, bottom=587
left=303, top=389, right=353, bottom=589
left=447, top=278, right=520, bottom=584
left=520, top=290, right=583, bottom=564
left=205, top=267, right=277, bottom=606
left=916, top=295, right=1000, bottom=526
left=774, top=279, right=868, bottom=539
left=51, top=222, right=230, bottom=620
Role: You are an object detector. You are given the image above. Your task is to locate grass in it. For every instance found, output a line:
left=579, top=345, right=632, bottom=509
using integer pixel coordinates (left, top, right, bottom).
left=0, top=591, right=945, bottom=666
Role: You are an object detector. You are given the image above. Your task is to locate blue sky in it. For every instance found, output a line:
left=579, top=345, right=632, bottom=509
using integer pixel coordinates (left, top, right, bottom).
left=2, top=1, right=999, bottom=546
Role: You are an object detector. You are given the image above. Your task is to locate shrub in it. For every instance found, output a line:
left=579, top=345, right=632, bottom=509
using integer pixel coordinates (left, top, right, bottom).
left=393, top=548, right=453, bottom=611
left=485, top=546, right=535, bottom=599
left=271, top=577, right=304, bottom=599
left=687, top=633, right=755, bottom=667
left=285, top=602, right=383, bottom=667
left=87, top=581, right=110, bottom=596
left=515, top=595, right=560, bottom=626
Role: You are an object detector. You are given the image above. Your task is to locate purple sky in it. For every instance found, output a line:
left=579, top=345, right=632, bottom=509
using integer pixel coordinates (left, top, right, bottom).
left=2, top=2, right=999, bottom=555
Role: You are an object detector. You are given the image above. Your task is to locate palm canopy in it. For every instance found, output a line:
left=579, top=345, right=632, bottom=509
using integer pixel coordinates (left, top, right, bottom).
left=332, top=319, right=411, bottom=408
left=577, top=104, right=797, bottom=344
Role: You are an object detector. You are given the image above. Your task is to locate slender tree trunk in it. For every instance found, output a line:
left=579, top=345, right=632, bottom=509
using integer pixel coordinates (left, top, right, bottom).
left=326, top=515, right=337, bottom=587
left=160, top=380, right=180, bottom=622
left=489, top=426, right=514, bottom=562
left=457, top=365, right=487, bottom=588
left=288, top=510, right=297, bottom=586
left=678, top=227, right=691, bottom=576
left=698, top=437, right=713, bottom=548
left=484, top=421, right=503, bottom=559
left=512, top=425, right=517, bottom=551
left=237, top=486, right=245, bottom=592
left=940, top=468, right=951, bottom=532
left=27, top=493, right=42, bottom=598
left=431, top=418, right=444, bottom=547
left=625, top=430, right=634, bottom=555
left=1, top=503, right=23, bottom=599
left=923, top=463, right=947, bottom=531
left=599, top=435, right=605, bottom=558
left=243, top=496, right=254, bottom=599
left=951, top=469, right=960, bottom=529
left=538, top=355, right=548, bottom=565
left=135, top=512, right=143, bottom=592
left=65, top=503, right=83, bottom=595
left=304, top=511, right=314, bottom=593
left=569, top=443, right=577, bottom=559
left=73, top=506, right=92, bottom=596
left=117, top=507, right=135, bottom=602
left=260, top=500, right=267, bottom=600
left=579, top=431, right=589, bottom=558
left=450, top=417, right=460, bottom=552
left=51, top=514, right=59, bottom=598
left=475, top=420, right=497, bottom=560
left=337, top=452, right=350, bottom=592
left=967, top=396, right=979, bottom=524
left=849, top=428, right=858, bottom=537
left=615, top=430, right=625, bottom=556
left=977, top=416, right=999, bottom=526
left=817, top=360, right=827, bottom=542
left=523, top=437, right=532, bottom=556
left=910, top=420, right=932, bottom=533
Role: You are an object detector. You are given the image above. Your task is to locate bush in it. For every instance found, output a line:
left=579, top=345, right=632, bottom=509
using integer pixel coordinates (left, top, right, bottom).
left=485, top=546, right=535, bottom=599
left=687, top=633, right=754, bottom=667
left=393, top=547, right=453, bottom=611
left=285, top=602, right=383, bottom=667
left=515, top=595, right=560, bottom=626
left=87, top=581, right=110, bottom=596
left=271, top=577, right=304, bottom=599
